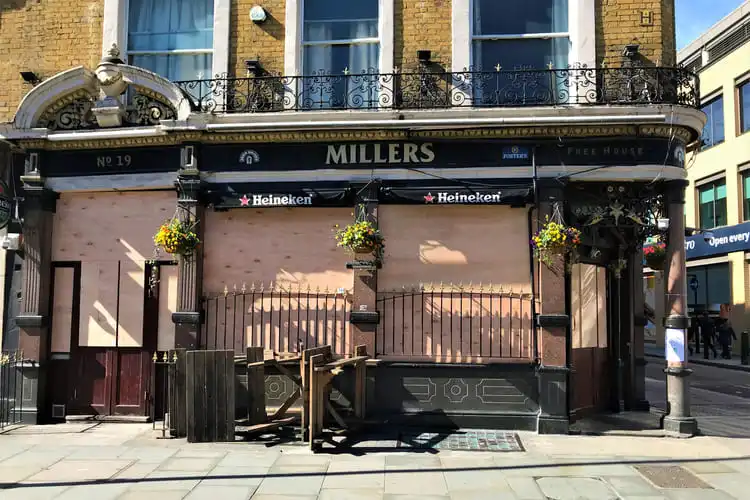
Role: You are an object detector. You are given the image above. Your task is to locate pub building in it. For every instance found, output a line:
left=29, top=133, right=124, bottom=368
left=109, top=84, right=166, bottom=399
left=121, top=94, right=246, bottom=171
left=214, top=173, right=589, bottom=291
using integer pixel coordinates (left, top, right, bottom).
left=0, top=52, right=704, bottom=435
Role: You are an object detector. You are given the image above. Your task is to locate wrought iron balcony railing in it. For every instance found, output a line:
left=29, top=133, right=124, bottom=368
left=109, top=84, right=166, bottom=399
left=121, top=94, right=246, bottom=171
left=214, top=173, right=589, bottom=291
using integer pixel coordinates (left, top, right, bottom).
left=175, top=66, right=699, bottom=114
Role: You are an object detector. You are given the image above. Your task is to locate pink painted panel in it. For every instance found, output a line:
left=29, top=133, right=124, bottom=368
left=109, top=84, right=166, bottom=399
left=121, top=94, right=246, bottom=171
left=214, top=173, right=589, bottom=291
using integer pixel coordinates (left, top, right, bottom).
left=157, top=265, right=179, bottom=352
left=378, top=206, right=531, bottom=290
left=79, top=261, right=118, bottom=347
left=51, top=267, right=75, bottom=353
left=203, top=208, right=353, bottom=295
left=117, top=260, right=145, bottom=347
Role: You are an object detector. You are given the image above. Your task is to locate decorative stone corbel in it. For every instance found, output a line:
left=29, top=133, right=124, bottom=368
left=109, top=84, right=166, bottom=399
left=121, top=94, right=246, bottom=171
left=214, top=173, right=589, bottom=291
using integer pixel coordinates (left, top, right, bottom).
left=92, top=44, right=129, bottom=127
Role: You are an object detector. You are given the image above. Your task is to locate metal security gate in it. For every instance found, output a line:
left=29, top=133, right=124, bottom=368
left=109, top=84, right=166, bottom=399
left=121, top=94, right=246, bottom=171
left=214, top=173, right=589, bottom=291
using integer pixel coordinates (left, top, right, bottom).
left=200, top=284, right=353, bottom=356
left=376, top=285, right=536, bottom=363
left=0, top=351, right=24, bottom=430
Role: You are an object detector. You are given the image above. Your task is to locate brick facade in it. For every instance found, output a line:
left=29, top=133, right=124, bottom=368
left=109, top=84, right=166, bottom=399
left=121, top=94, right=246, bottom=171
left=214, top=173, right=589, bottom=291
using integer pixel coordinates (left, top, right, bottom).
left=595, top=0, right=676, bottom=67
left=0, top=0, right=678, bottom=123
left=0, top=0, right=103, bottom=122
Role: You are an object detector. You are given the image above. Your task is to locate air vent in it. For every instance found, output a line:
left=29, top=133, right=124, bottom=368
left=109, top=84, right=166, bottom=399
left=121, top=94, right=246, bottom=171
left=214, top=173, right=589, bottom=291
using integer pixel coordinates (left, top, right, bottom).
left=684, top=57, right=703, bottom=74
left=51, top=404, right=66, bottom=419
left=707, top=19, right=750, bottom=65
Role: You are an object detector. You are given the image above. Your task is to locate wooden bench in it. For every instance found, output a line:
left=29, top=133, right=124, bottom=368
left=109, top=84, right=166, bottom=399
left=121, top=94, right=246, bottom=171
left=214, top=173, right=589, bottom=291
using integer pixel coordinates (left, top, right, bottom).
left=307, top=345, right=369, bottom=451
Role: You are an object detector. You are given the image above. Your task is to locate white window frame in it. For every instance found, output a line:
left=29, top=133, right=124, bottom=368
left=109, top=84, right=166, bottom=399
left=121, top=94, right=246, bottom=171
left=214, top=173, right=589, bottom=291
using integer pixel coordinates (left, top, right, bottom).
left=452, top=0, right=595, bottom=73
left=284, top=0, right=394, bottom=76
left=102, top=0, right=230, bottom=80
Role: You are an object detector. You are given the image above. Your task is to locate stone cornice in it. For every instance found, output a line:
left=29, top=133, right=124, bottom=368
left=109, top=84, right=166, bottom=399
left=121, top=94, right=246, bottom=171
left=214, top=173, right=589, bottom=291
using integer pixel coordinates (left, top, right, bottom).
left=16, top=124, right=692, bottom=151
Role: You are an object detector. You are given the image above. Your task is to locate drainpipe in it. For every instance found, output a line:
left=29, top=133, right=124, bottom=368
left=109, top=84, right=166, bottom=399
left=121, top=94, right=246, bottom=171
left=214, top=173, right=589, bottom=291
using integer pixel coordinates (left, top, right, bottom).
left=529, top=145, right=540, bottom=364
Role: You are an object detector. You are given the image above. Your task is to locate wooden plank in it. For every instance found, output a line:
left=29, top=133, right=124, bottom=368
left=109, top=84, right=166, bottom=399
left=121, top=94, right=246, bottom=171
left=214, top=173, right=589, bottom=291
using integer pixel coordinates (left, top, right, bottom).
left=246, top=347, right=265, bottom=425
left=314, top=355, right=369, bottom=371
left=269, top=387, right=301, bottom=421
left=324, top=399, right=348, bottom=429
left=215, top=350, right=226, bottom=441
left=169, top=348, right=187, bottom=438
left=185, top=351, right=197, bottom=442
left=224, top=350, right=236, bottom=442
left=238, top=416, right=297, bottom=434
left=308, top=353, right=324, bottom=450
left=205, top=351, right=216, bottom=442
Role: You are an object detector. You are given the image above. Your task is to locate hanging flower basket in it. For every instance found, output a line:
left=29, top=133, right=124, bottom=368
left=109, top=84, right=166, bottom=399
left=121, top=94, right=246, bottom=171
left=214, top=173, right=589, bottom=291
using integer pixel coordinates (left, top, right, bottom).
left=531, top=216, right=581, bottom=271
left=643, top=241, right=667, bottom=270
left=334, top=220, right=385, bottom=254
left=154, top=219, right=200, bottom=256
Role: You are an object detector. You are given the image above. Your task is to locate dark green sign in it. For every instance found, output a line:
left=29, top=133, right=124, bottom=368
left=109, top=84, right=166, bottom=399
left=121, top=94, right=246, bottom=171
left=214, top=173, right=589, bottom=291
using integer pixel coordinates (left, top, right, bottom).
left=0, top=180, right=11, bottom=230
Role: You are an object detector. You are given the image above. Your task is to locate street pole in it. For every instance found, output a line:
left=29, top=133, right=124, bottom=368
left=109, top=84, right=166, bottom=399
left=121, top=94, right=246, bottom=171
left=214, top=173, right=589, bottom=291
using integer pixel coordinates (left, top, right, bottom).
left=662, top=180, right=698, bottom=437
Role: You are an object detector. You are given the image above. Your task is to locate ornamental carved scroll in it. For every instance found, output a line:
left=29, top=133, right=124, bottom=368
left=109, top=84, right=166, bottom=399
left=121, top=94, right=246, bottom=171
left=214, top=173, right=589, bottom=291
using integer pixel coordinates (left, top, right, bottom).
left=37, top=88, right=176, bottom=131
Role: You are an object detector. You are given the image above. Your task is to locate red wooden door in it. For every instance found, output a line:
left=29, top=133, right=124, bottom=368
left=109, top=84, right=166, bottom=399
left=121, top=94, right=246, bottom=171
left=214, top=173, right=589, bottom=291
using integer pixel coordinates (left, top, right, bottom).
left=69, top=262, right=159, bottom=417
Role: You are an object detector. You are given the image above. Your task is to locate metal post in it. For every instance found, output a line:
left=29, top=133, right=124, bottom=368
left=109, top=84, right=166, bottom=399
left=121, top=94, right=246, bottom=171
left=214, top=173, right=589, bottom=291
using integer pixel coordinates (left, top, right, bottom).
left=662, top=181, right=698, bottom=437
left=741, top=331, right=749, bottom=366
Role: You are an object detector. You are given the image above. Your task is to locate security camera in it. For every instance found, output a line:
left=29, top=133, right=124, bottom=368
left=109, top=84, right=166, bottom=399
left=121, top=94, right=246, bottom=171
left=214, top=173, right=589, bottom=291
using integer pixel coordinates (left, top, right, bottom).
left=657, top=218, right=670, bottom=230
left=703, top=231, right=714, bottom=242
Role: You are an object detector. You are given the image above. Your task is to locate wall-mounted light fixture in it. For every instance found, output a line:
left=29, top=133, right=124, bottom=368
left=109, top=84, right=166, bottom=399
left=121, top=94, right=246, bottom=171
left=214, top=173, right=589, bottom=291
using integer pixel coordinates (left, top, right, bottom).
left=417, top=50, right=432, bottom=65
left=245, top=59, right=262, bottom=77
left=19, top=71, right=41, bottom=85
left=622, top=43, right=640, bottom=59
left=250, top=5, right=267, bottom=23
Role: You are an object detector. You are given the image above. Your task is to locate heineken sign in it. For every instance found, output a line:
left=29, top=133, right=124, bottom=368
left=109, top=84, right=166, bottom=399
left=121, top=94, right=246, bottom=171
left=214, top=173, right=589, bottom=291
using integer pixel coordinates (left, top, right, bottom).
left=0, top=181, right=12, bottom=230
left=424, top=191, right=507, bottom=204
left=239, top=193, right=314, bottom=207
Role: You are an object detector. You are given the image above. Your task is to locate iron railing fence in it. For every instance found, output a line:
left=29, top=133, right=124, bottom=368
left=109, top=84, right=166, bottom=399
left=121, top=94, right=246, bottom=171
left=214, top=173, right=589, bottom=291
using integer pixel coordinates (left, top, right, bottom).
left=376, top=285, right=536, bottom=363
left=0, top=351, right=24, bottom=431
left=176, top=66, right=699, bottom=113
left=200, top=284, right=353, bottom=357
left=150, top=351, right=179, bottom=438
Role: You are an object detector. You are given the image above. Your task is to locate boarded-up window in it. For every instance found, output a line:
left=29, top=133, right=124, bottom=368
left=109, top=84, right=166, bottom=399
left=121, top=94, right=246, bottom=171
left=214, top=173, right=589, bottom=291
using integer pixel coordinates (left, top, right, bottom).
left=51, top=267, right=75, bottom=353
left=157, top=265, right=179, bottom=352
left=378, top=205, right=531, bottom=290
left=571, top=263, right=608, bottom=349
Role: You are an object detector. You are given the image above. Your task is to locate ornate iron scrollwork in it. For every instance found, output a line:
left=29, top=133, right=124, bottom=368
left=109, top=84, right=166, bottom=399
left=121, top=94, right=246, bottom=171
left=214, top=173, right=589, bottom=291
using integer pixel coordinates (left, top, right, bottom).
left=126, top=92, right=177, bottom=125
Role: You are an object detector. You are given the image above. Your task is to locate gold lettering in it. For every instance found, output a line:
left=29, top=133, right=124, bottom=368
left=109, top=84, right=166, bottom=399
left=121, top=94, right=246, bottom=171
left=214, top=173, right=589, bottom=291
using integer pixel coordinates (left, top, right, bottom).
left=359, top=144, right=372, bottom=164
left=326, top=145, right=347, bottom=165
left=404, top=143, right=419, bottom=163
left=374, top=144, right=387, bottom=164
left=388, top=143, right=401, bottom=163
left=419, top=143, right=435, bottom=163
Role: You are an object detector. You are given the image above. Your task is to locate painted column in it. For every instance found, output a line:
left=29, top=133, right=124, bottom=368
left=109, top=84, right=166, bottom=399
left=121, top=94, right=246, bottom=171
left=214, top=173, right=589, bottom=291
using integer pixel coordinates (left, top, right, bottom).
left=535, top=182, right=569, bottom=434
left=15, top=163, right=58, bottom=424
left=662, top=180, right=698, bottom=436
left=349, top=181, right=380, bottom=357
left=629, top=248, right=650, bottom=411
left=172, top=147, right=205, bottom=350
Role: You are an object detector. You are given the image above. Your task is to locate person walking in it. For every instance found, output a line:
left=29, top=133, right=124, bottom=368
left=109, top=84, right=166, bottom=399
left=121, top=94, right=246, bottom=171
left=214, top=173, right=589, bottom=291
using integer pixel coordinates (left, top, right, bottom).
left=717, top=318, right=737, bottom=360
left=698, top=311, right=718, bottom=359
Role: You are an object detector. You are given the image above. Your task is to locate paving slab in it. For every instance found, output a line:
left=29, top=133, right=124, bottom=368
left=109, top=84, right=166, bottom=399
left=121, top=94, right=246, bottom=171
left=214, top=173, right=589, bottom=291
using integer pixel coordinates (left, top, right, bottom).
left=158, top=457, right=219, bottom=472
left=443, top=469, right=514, bottom=492
left=53, top=482, right=132, bottom=500
left=318, top=489, right=384, bottom=500
left=604, top=475, right=663, bottom=497
left=272, top=454, right=331, bottom=467
left=113, top=461, right=162, bottom=480
left=505, top=476, right=546, bottom=500
left=118, top=447, right=178, bottom=463
left=695, top=472, right=748, bottom=499
left=0, top=466, right=45, bottom=484
left=215, top=451, right=281, bottom=468
left=0, top=484, right=71, bottom=500
left=322, top=460, right=385, bottom=490
left=254, top=465, right=326, bottom=495
left=385, top=454, right=441, bottom=468
left=185, top=484, right=257, bottom=500
left=249, top=495, right=317, bottom=500
left=662, top=489, right=737, bottom=500
left=128, top=470, right=204, bottom=491
left=384, top=465, right=448, bottom=496
left=0, top=451, right=68, bottom=469
left=384, top=496, right=450, bottom=500
left=23, top=459, right=133, bottom=483
left=118, top=490, right=192, bottom=500
left=537, top=477, right=619, bottom=500
left=200, top=466, right=270, bottom=487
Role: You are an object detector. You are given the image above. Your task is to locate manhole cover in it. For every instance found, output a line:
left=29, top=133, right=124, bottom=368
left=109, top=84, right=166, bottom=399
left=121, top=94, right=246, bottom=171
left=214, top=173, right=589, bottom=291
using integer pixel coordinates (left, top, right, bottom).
left=634, top=465, right=713, bottom=489
left=398, top=430, right=524, bottom=451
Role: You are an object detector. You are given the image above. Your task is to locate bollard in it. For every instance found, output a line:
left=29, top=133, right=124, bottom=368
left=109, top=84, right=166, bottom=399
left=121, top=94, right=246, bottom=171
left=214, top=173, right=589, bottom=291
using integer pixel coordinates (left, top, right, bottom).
left=742, top=331, right=749, bottom=366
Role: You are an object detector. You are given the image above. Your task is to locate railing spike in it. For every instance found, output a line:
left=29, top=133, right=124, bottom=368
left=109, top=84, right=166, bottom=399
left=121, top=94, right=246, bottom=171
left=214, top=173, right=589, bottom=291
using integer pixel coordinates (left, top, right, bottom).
left=172, top=351, right=178, bottom=362
left=306, top=283, right=311, bottom=292
left=260, top=282, right=265, bottom=292
left=223, top=285, right=229, bottom=297
left=250, top=282, right=256, bottom=292
left=233, top=283, right=237, bottom=294
left=241, top=282, right=247, bottom=293
left=479, top=281, right=484, bottom=292
left=161, top=352, right=168, bottom=362
left=269, top=281, right=274, bottom=292
left=152, top=352, right=158, bottom=362
left=439, top=281, right=444, bottom=291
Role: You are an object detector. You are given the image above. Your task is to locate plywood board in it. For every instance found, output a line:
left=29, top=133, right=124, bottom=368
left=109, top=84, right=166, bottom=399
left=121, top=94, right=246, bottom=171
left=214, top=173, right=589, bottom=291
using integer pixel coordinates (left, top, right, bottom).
left=117, top=259, right=145, bottom=347
left=51, top=267, right=75, bottom=353
left=79, top=261, right=118, bottom=347
left=157, top=265, right=179, bottom=352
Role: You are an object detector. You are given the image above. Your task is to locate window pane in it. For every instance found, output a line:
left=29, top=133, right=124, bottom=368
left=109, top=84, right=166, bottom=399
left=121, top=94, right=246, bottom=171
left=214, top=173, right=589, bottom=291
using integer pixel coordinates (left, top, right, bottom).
left=304, top=0, right=378, bottom=42
left=699, top=185, right=715, bottom=204
left=473, top=0, right=568, bottom=35
left=741, top=81, right=750, bottom=134
left=744, top=174, right=750, bottom=220
left=715, top=181, right=727, bottom=200
left=715, top=195, right=727, bottom=227
left=687, top=270, right=708, bottom=308
left=712, top=97, right=725, bottom=144
left=131, top=53, right=212, bottom=81
left=473, top=38, right=569, bottom=71
left=705, top=263, right=731, bottom=306
left=302, top=43, right=380, bottom=108
left=128, top=0, right=214, bottom=51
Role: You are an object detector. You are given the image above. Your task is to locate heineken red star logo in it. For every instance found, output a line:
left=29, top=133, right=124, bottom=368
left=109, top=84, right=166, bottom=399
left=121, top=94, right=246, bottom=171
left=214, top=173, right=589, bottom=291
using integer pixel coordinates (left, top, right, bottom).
left=424, top=193, right=435, bottom=203
left=239, top=195, right=250, bottom=206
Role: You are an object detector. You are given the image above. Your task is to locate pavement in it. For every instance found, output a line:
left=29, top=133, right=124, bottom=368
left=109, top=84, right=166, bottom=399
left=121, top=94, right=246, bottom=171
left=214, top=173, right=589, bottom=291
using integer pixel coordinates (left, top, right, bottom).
left=644, top=342, right=750, bottom=372
left=0, top=359, right=748, bottom=499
